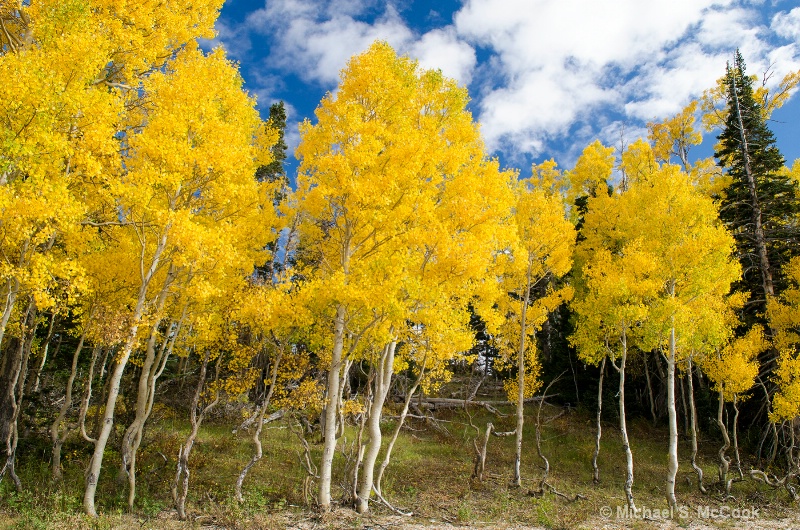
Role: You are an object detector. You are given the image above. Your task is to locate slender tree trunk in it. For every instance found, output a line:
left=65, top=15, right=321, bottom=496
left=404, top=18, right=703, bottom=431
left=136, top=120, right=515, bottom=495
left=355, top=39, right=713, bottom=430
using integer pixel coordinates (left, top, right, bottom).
left=643, top=353, right=657, bottom=423
left=235, top=345, right=283, bottom=502
left=666, top=324, right=679, bottom=510
left=83, top=231, right=169, bottom=517
left=79, top=345, right=102, bottom=443
left=474, top=422, right=494, bottom=481
left=31, top=312, right=57, bottom=393
left=592, top=357, right=606, bottom=484
left=716, top=388, right=732, bottom=493
left=356, top=341, right=396, bottom=514
left=172, top=351, right=220, bottom=520
left=351, top=370, right=370, bottom=506
left=732, top=395, right=743, bottom=479
left=687, top=357, right=706, bottom=493
left=514, top=259, right=533, bottom=487
left=616, top=332, right=636, bottom=511
left=679, top=373, right=689, bottom=436
left=374, top=363, right=425, bottom=496
left=0, top=298, right=35, bottom=490
left=730, top=69, right=774, bottom=299
left=121, top=285, right=179, bottom=509
left=318, top=303, right=346, bottom=512
left=51, top=321, right=89, bottom=481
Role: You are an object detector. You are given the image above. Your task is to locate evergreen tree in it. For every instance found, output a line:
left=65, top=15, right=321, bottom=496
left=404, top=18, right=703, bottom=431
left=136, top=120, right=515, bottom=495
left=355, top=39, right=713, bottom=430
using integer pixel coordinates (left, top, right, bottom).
left=256, top=101, right=289, bottom=186
left=715, top=50, right=799, bottom=319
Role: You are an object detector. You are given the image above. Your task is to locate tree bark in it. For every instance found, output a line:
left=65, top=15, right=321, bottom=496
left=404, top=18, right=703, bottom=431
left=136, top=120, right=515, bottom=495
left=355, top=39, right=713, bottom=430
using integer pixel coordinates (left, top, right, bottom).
left=235, top=345, right=283, bottom=502
left=0, top=298, right=35, bottom=490
left=83, top=230, right=169, bottom=517
left=356, top=341, right=396, bottom=514
left=615, top=332, right=636, bottom=511
left=374, top=363, right=425, bottom=496
left=687, top=357, right=706, bottom=494
left=730, top=69, right=774, bottom=299
left=592, top=357, right=606, bottom=483
left=643, top=353, right=657, bottom=423
left=121, top=290, right=180, bottom=510
left=318, top=303, right=346, bottom=512
left=716, top=388, right=732, bottom=494
left=666, top=324, right=679, bottom=510
left=51, top=319, right=89, bottom=481
left=172, top=351, right=220, bottom=520
left=514, top=258, right=533, bottom=487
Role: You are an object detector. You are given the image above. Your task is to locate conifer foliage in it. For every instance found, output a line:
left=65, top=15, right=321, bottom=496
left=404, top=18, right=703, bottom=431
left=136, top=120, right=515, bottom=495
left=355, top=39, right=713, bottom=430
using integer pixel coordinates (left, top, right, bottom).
left=715, top=50, right=799, bottom=313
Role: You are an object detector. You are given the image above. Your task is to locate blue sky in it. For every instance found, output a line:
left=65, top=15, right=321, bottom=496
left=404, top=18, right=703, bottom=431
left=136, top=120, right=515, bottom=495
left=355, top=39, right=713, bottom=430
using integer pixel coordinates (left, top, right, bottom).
left=208, top=0, right=800, bottom=178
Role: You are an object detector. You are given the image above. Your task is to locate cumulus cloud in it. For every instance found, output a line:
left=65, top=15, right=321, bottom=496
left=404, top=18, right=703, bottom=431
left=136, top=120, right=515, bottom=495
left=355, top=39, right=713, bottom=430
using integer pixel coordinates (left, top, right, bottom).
left=216, top=0, right=800, bottom=163
left=772, top=7, right=800, bottom=40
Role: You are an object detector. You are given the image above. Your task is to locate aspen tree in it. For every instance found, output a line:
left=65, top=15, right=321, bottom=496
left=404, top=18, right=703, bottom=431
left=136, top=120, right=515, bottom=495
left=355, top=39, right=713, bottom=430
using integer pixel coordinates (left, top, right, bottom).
left=296, top=41, right=513, bottom=512
left=83, top=46, right=277, bottom=516
left=479, top=176, right=574, bottom=488
left=626, top=161, right=739, bottom=509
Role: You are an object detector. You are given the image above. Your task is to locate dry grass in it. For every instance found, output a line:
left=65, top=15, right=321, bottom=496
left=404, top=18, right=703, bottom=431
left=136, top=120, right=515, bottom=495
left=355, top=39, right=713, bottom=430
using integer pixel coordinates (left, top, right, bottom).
left=1, top=400, right=799, bottom=529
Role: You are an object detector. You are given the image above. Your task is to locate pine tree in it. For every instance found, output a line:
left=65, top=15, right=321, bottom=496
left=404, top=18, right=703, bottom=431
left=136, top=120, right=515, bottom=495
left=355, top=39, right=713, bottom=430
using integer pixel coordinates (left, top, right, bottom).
left=715, top=50, right=799, bottom=318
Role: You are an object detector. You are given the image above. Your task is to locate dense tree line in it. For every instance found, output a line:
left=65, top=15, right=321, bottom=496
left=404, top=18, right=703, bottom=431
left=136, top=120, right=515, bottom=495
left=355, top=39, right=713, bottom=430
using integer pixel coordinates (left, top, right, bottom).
left=2, top=0, right=800, bottom=519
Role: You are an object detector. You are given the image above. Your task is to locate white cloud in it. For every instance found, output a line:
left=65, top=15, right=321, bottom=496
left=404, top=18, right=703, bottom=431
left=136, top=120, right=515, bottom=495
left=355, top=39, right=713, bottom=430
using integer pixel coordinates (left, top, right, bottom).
left=772, top=7, right=800, bottom=39
left=410, top=28, right=476, bottom=85
left=217, top=0, right=800, bottom=163
left=238, top=1, right=475, bottom=86
left=450, top=0, right=800, bottom=155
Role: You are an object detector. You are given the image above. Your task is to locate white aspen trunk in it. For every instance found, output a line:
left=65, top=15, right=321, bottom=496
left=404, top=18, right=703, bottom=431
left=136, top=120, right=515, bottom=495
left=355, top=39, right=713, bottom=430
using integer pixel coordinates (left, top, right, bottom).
left=83, top=231, right=168, bottom=517
left=356, top=341, right=396, bottom=514
left=717, top=388, right=731, bottom=492
left=122, top=282, right=177, bottom=509
left=643, top=353, right=657, bottom=423
left=374, top=362, right=425, bottom=495
left=514, top=259, right=533, bottom=487
left=617, top=332, right=636, bottom=511
left=0, top=278, right=20, bottom=351
left=78, top=345, right=102, bottom=443
left=318, top=303, right=346, bottom=512
left=51, top=321, right=89, bottom=481
left=666, top=324, right=679, bottom=510
left=687, top=356, right=706, bottom=493
left=0, top=300, right=36, bottom=490
left=592, top=357, right=606, bottom=483
left=235, top=346, right=283, bottom=502
left=173, top=351, right=219, bottom=520
left=732, top=395, right=743, bottom=479
left=31, top=312, right=56, bottom=393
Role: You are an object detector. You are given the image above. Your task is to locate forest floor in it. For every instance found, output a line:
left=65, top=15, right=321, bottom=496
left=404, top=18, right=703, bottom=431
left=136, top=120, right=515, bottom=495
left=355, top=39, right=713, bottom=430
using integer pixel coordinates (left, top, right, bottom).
left=1, top=396, right=799, bottom=530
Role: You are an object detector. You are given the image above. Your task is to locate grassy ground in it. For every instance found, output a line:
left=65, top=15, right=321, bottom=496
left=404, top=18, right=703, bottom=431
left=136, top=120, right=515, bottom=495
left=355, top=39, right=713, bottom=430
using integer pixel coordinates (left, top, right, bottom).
left=1, top=400, right=798, bottom=529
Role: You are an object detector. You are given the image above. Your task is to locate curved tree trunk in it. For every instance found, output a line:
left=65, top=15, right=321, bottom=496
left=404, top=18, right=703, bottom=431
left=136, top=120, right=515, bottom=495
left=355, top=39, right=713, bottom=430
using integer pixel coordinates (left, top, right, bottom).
left=83, top=231, right=169, bottom=517
left=122, top=295, right=182, bottom=509
left=78, top=345, right=102, bottom=444
left=235, top=345, right=283, bottom=502
left=686, top=356, right=706, bottom=494
left=732, top=394, right=743, bottom=479
left=592, top=357, right=606, bottom=484
left=172, top=351, right=220, bottom=520
left=51, top=320, right=89, bottom=481
left=615, top=332, right=636, bottom=511
left=374, top=362, right=425, bottom=496
left=356, top=341, right=396, bottom=514
left=716, top=388, right=732, bottom=494
left=0, top=298, right=36, bottom=491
